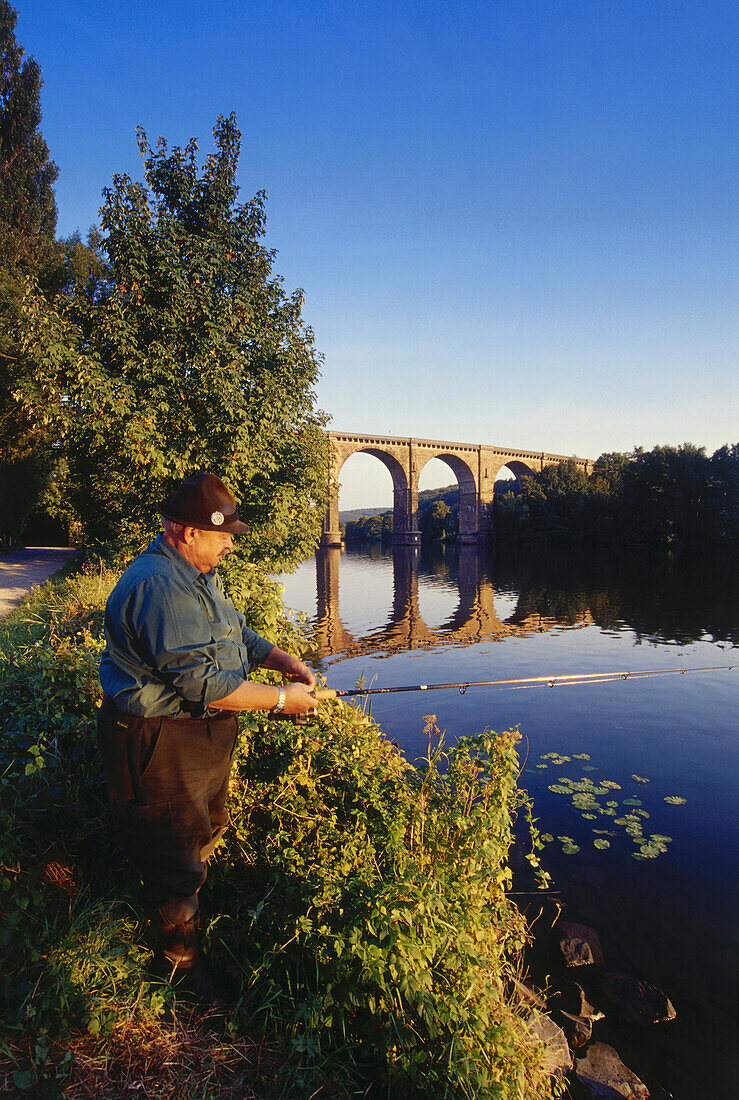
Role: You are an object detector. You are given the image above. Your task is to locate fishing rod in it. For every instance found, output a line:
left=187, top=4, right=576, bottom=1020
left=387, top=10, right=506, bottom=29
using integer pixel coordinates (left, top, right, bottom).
left=313, top=665, right=735, bottom=700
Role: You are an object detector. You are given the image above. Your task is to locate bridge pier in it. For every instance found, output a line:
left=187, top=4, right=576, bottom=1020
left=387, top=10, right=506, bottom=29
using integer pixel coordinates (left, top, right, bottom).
left=320, top=526, right=343, bottom=548
left=391, top=529, right=421, bottom=546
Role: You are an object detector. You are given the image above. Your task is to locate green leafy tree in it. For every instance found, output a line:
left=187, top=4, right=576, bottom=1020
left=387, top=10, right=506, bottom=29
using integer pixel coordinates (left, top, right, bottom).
left=0, top=1, right=58, bottom=286
left=621, top=444, right=708, bottom=548
left=705, top=443, right=739, bottom=545
left=518, top=459, right=591, bottom=538
left=20, top=115, right=329, bottom=568
left=420, top=498, right=452, bottom=541
left=494, top=445, right=738, bottom=551
left=0, top=0, right=61, bottom=546
left=590, top=451, right=629, bottom=497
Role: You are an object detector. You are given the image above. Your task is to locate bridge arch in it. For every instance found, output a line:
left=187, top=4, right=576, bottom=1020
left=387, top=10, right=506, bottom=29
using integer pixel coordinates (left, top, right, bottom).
left=495, top=459, right=538, bottom=482
left=419, top=452, right=479, bottom=539
left=346, top=447, right=407, bottom=489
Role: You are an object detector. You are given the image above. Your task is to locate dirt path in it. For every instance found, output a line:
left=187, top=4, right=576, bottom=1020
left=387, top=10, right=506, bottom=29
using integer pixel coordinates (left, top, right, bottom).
left=0, top=547, right=79, bottom=620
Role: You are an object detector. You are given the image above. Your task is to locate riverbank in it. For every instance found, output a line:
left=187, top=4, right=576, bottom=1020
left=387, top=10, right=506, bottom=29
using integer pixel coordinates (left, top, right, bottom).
left=279, top=542, right=738, bottom=1096
left=0, top=562, right=555, bottom=1098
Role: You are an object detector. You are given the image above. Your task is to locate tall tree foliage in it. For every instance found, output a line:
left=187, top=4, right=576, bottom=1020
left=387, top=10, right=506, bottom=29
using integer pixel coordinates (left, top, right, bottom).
left=0, top=1, right=58, bottom=279
left=493, top=444, right=738, bottom=551
left=21, top=115, right=329, bottom=568
left=0, top=0, right=61, bottom=545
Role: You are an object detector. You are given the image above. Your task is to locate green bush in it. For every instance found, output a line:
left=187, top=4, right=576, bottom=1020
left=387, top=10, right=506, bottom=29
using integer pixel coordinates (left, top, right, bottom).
left=0, top=565, right=554, bottom=1098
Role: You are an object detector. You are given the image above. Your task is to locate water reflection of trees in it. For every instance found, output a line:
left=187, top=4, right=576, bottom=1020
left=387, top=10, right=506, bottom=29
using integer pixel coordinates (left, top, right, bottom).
left=494, top=547, right=738, bottom=647
left=310, top=545, right=737, bottom=661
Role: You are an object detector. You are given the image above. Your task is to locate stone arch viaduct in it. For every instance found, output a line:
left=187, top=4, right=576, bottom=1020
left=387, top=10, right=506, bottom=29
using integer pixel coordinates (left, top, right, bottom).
left=321, top=431, right=592, bottom=546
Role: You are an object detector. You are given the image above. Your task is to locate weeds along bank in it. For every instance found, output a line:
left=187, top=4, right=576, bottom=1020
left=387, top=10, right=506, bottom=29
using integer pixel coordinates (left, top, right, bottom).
left=0, top=561, right=555, bottom=1098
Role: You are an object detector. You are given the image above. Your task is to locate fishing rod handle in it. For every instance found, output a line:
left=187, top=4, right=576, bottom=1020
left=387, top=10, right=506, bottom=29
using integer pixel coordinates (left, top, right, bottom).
left=313, top=688, right=339, bottom=700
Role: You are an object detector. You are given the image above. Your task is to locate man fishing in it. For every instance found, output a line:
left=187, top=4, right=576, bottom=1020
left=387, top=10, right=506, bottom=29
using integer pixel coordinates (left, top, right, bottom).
left=97, top=471, right=318, bottom=999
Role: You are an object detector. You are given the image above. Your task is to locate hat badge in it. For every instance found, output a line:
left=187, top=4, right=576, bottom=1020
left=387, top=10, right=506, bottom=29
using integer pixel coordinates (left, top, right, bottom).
left=211, top=510, right=225, bottom=526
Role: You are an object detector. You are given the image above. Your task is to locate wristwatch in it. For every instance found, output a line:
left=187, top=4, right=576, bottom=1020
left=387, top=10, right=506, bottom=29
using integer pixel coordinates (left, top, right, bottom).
left=271, top=687, right=286, bottom=715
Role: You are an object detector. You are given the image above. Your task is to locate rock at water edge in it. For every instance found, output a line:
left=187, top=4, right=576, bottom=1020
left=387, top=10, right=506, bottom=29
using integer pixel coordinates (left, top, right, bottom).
left=554, top=979, right=605, bottom=1021
left=558, top=1009, right=593, bottom=1050
left=600, top=971, right=676, bottom=1026
left=575, top=1041, right=650, bottom=1099
left=511, top=976, right=547, bottom=1010
left=559, top=921, right=606, bottom=967
left=526, top=1013, right=572, bottom=1080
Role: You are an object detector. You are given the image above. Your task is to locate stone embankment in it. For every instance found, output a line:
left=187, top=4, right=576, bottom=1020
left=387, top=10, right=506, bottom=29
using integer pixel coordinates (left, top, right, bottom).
left=520, top=915, right=677, bottom=1098
left=0, top=548, right=79, bottom=619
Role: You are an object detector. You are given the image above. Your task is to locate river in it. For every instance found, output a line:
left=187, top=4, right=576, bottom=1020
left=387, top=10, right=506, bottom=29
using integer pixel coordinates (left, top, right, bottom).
left=277, top=542, right=738, bottom=1099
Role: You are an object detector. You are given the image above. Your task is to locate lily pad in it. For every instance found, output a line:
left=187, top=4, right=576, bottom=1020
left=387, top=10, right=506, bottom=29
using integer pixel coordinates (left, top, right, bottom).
left=634, top=839, right=666, bottom=859
left=632, top=774, right=650, bottom=784
left=573, top=753, right=591, bottom=760
left=664, top=795, right=687, bottom=805
left=623, top=797, right=643, bottom=807
left=593, top=838, right=611, bottom=849
left=572, top=793, right=599, bottom=807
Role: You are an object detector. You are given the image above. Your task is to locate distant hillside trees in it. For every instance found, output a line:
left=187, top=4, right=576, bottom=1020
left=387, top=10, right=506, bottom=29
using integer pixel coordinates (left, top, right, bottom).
left=18, top=115, right=329, bottom=568
left=419, top=499, right=455, bottom=541
left=344, top=512, right=393, bottom=542
left=344, top=485, right=459, bottom=542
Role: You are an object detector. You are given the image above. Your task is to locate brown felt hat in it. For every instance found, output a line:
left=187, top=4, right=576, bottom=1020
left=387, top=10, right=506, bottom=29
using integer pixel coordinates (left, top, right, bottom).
left=159, top=472, right=249, bottom=533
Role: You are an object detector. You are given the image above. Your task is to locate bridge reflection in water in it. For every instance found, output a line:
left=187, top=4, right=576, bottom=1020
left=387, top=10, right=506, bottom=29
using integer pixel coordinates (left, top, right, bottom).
left=311, top=545, right=593, bottom=661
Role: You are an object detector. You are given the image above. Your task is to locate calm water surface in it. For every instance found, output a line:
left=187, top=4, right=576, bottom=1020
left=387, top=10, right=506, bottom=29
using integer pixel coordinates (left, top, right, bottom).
left=278, top=543, right=738, bottom=1098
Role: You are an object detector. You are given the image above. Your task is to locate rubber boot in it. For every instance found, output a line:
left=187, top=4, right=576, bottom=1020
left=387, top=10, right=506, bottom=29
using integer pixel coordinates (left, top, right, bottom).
left=156, top=913, right=219, bottom=1004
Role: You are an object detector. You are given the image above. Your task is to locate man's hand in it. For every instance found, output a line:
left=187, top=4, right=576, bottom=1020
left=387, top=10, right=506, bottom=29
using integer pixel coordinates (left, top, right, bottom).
left=281, top=682, right=319, bottom=716
left=261, top=647, right=316, bottom=691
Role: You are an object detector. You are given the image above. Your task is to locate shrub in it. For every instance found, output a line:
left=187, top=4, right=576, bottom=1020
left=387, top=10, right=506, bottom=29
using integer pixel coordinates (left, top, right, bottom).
left=0, top=564, right=554, bottom=1098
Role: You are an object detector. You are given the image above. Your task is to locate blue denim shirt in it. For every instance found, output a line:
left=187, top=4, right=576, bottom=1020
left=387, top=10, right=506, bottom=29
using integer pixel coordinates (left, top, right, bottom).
left=100, top=534, right=274, bottom=717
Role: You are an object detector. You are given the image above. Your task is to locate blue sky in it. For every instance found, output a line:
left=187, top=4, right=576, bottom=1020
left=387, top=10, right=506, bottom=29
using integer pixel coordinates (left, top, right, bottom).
left=17, top=1, right=738, bottom=509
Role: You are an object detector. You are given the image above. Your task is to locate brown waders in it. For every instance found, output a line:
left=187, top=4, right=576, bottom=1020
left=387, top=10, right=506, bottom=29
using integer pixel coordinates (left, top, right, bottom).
left=97, top=697, right=239, bottom=999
